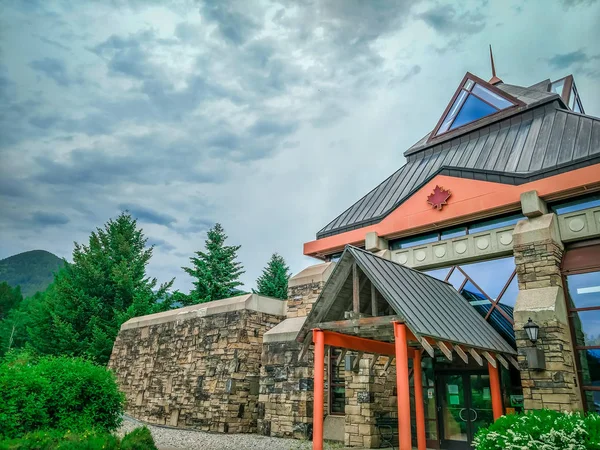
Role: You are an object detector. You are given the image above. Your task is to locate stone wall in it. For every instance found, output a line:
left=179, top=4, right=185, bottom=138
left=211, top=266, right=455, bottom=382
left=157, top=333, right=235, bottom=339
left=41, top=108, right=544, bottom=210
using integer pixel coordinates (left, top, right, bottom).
left=512, top=213, right=583, bottom=411
left=109, top=296, right=285, bottom=433
left=258, top=341, right=314, bottom=439
left=287, top=262, right=335, bottom=318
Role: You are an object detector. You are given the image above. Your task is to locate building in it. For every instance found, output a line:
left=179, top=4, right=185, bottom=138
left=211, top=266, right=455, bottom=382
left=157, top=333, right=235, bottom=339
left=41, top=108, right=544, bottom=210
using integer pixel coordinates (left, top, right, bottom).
left=110, top=65, right=600, bottom=450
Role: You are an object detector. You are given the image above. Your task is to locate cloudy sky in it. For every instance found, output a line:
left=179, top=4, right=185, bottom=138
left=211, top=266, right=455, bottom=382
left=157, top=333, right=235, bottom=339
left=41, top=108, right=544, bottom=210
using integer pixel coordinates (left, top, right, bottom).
left=1, top=0, right=599, bottom=293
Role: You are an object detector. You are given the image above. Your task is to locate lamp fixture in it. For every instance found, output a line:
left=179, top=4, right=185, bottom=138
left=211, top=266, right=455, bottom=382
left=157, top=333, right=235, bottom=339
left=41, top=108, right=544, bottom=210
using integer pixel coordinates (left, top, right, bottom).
left=524, top=318, right=539, bottom=344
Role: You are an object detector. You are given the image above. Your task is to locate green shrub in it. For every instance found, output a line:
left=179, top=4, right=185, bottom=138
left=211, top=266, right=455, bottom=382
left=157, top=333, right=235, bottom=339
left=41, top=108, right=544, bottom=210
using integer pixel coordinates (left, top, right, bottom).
left=0, top=352, right=124, bottom=439
left=120, top=427, right=157, bottom=450
left=473, top=409, right=600, bottom=450
left=0, top=428, right=153, bottom=450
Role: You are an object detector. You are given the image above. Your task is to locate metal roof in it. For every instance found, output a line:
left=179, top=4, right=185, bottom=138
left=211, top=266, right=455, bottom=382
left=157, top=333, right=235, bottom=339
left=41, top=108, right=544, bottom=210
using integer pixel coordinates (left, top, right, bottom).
left=318, top=100, right=600, bottom=238
left=299, top=246, right=516, bottom=355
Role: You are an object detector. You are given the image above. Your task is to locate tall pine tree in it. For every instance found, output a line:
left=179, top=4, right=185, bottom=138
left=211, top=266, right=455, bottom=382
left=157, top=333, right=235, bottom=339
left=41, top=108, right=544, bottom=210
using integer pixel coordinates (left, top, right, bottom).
left=254, top=253, right=291, bottom=300
left=182, top=223, right=245, bottom=304
left=25, top=212, right=174, bottom=364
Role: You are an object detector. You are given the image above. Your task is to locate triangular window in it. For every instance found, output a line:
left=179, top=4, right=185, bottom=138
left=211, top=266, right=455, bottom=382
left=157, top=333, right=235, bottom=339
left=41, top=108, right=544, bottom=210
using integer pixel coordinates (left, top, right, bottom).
left=433, top=75, right=518, bottom=137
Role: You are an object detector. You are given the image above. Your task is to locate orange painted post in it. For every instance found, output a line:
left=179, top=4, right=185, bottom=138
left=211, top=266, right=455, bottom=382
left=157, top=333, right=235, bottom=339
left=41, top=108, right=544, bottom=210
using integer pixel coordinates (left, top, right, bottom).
left=413, top=351, right=426, bottom=450
left=393, top=322, right=412, bottom=450
left=312, top=329, right=325, bottom=450
left=488, top=361, right=503, bottom=420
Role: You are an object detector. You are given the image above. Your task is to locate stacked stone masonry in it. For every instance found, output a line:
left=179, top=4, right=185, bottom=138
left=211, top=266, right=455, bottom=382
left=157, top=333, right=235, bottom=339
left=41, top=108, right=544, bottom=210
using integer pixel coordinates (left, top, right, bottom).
left=287, top=281, right=325, bottom=318
left=109, top=309, right=283, bottom=433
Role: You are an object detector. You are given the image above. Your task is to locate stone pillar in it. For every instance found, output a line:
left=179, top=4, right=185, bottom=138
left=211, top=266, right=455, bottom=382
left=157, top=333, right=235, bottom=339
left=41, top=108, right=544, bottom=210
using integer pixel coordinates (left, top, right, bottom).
left=345, top=356, right=379, bottom=448
left=512, top=209, right=583, bottom=411
left=287, top=262, right=335, bottom=318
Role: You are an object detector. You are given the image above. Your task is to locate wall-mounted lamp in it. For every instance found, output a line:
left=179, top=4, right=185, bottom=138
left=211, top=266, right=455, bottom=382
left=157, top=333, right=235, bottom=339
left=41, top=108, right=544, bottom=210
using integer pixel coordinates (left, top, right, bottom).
left=524, top=318, right=540, bottom=344
left=523, top=317, right=545, bottom=370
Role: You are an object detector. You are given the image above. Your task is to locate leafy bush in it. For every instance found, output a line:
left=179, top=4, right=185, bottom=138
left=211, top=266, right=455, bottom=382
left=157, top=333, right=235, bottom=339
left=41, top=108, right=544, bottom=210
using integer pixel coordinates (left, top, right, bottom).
left=0, top=428, right=154, bottom=450
left=473, top=409, right=600, bottom=450
left=120, top=427, right=157, bottom=450
left=0, top=353, right=124, bottom=439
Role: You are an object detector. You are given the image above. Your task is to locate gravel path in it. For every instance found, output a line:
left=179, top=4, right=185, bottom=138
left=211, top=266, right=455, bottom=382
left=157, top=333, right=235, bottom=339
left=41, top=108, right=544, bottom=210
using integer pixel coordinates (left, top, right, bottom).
left=118, top=416, right=343, bottom=450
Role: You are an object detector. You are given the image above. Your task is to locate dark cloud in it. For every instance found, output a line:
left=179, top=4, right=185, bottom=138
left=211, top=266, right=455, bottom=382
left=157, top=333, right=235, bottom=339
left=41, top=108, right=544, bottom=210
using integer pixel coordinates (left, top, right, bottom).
left=561, top=0, right=598, bottom=7
left=119, top=204, right=177, bottom=227
left=147, top=237, right=176, bottom=252
left=201, top=2, right=259, bottom=45
left=417, top=5, right=486, bottom=35
left=29, top=57, right=72, bottom=86
left=29, top=115, right=59, bottom=129
left=31, top=211, right=70, bottom=226
left=548, top=50, right=589, bottom=69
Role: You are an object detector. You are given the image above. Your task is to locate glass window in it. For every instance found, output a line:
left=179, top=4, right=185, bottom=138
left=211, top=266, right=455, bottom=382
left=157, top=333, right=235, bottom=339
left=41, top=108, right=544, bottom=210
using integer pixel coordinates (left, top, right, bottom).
left=448, top=268, right=466, bottom=290
left=551, top=194, right=600, bottom=215
left=450, top=95, right=497, bottom=130
left=439, top=90, right=469, bottom=134
left=469, top=213, right=523, bottom=234
left=574, top=99, right=582, bottom=113
left=390, top=232, right=438, bottom=250
left=570, top=87, right=577, bottom=109
left=460, top=258, right=516, bottom=300
left=500, top=276, right=518, bottom=307
left=572, top=310, right=600, bottom=347
left=551, top=79, right=565, bottom=96
left=565, top=272, right=600, bottom=309
left=463, top=79, right=475, bottom=91
left=424, top=267, right=450, bottom=281
left=472, top=84, right=514, bottom=109
left=441, top=227, right=467, bottom=240
left=329, top=348, right=345, bottom=414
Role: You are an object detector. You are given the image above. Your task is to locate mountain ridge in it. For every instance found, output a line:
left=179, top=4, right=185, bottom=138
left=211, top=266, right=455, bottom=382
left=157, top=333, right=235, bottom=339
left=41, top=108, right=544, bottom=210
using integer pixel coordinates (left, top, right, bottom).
left=0, top=250, right=65, bottom=297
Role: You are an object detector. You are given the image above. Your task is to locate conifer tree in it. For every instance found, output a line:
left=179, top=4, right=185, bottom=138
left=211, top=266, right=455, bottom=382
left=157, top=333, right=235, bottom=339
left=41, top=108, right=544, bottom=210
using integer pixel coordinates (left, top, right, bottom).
left=182, top=223, right=245, bottom=304
left=25, top=212, right=174, bottom=364
left=254, top=253, right=291, bottom=300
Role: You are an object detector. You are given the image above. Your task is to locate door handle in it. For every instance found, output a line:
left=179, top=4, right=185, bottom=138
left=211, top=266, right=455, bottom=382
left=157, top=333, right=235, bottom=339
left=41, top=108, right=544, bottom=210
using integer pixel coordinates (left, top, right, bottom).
left=470, top=408, right=478, bottom=421
left=458, top=408, right=468, bottom=422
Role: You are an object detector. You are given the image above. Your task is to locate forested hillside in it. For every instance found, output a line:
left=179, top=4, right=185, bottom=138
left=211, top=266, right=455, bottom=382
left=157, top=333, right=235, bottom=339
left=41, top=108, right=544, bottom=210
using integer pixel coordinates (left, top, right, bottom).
left=0, top=250, right=64, bottom=297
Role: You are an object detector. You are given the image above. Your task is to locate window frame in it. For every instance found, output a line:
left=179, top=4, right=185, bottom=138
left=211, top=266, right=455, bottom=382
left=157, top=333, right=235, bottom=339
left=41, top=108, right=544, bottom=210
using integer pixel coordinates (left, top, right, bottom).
left=328, top=347, right=346, bottom=415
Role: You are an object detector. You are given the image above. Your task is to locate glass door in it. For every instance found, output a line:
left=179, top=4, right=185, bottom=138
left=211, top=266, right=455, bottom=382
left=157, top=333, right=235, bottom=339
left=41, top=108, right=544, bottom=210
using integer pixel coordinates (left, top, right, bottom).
left=438, top=372, right=493, bottom=450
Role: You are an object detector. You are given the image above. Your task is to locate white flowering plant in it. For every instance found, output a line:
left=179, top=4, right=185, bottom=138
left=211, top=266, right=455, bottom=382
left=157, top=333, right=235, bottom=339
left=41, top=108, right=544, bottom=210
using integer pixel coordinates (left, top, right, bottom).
left=473, top=409, right=600, bottom=450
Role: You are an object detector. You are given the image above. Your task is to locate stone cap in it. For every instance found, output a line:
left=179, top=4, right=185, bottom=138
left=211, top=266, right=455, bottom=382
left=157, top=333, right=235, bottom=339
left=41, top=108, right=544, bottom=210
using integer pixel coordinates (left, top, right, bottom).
left=263, top=316, right=307, bottom=343
left=288, top=262, right=335, bottom=288
left=120, top=293, right=286, bottom=331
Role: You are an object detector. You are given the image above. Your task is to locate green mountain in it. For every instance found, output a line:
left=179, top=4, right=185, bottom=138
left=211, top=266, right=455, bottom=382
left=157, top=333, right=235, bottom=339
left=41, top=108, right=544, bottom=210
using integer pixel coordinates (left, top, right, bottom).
left=0, top=250, right=65, bottom=298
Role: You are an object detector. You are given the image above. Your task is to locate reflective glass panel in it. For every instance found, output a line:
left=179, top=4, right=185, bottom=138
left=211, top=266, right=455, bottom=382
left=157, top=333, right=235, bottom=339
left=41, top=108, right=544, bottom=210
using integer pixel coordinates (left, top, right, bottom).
left=572, top=310, right=600, bottom=347
left=390, top=232, right=438, bottom=250
left=463, top=79, right=475, bottom=91
left=441, top=227, right=467, bottom=240
left=578, top=349, right=600, bottom=388
left=469, top=213, right=524, bottom=233
left=551, top=79, right=565, bottom=96
left=472, top=84, right=513, bottom=109
left=460, top=257, right=515, bottom=299
left=570, top=87, right=577, bottom=109
left=438, top=89, right=469, bottom=134
left=551, top=194, right=600, bottom=215
left=574, top=99, right=582, bottom=113
left=450, top=95, right=497, bottom=130
left=448, top=268, right=466, bottom=290
left=488, top=305, right=515, bottom=344
left=461, top=280, right=492, bottom=312
left=424, top=267, right=450, bottom=281
left=499, top=275, right=518, bottom=307
left=565, top=271, right=600, bottom=309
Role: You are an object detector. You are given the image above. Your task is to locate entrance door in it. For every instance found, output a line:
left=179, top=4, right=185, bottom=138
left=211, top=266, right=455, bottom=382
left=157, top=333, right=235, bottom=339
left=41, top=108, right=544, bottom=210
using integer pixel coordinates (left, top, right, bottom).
left=438, top=372, right=494, bottom=450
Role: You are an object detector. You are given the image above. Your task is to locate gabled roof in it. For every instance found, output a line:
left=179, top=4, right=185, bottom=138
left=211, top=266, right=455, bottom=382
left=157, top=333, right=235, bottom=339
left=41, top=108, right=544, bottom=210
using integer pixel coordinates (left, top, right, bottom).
left=298, top=246, right=516, bottom=355
left=318, top=96, right=600, bottom=239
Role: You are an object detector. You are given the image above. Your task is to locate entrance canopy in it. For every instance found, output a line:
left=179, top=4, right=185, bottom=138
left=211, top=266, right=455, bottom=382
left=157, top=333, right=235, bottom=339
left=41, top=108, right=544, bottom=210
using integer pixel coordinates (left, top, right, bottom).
left=298, top=245, right=516, bottom=358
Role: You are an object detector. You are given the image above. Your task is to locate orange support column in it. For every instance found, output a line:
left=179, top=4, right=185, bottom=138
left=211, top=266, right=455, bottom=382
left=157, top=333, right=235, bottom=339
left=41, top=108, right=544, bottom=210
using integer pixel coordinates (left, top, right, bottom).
left=488, top=361, right=503, bottom=420
left=393, top=322, right=412, bottom=450
left=312, top=329, right=325, bottom=450
left=413, top=351, right=426, bottom=450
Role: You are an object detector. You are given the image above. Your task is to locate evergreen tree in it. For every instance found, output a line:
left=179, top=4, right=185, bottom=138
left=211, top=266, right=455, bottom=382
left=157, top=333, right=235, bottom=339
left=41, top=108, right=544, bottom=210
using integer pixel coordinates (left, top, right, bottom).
left=25, top=212, right=174, bottom=364
left=0, top=282, right=22, bottom=320
left=254, top=253, right=291, bottom=300
left=182, top=223, right=244, bottom=304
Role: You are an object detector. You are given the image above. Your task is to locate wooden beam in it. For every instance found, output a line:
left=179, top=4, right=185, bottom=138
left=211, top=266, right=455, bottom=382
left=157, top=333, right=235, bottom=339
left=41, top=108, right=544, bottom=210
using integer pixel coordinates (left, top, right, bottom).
left=507, top=355, right=520, bottom=370
left=482, top=351, right=496, bottom=368
left=496, top=354, right=509, bottom=370
left=371, top=283, right=378, bottom=317
left=316, top=315, right=402, bottom=332
left=370, top=354, right=380, bottom=371
left=437, top=341, right=453, bottom=361
left=322, top=330, right=415, bottom=358
left=336, top=349, right=347, bottom=366
left=383, top=357, right=394, bottom=372
left=298, top=335, right=312, bottom=362
left=352, top=263, right=360, bottom=314
left=352, top=352, right=364, bottom=371
left=420, top=337, right=435, bottom=358
left=469, top=348, right=483, bottom=366
left=454, top=344, right=469, bottom=364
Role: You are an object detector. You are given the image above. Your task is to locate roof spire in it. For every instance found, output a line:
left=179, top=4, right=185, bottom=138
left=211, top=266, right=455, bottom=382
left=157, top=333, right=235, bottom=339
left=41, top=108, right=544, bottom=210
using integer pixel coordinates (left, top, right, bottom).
left=488, top=45, right=502, bottom=85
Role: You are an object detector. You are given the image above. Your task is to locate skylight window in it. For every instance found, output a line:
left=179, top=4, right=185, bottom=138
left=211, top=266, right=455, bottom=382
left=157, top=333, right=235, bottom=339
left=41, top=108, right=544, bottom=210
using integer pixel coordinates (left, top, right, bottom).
left=435, top=77, right=516, bottom=136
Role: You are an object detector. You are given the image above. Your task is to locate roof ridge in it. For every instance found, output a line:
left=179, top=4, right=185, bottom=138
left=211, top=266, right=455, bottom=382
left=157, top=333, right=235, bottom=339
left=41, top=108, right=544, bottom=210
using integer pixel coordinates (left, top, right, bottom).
left=345, top=245, right=452, bottom=285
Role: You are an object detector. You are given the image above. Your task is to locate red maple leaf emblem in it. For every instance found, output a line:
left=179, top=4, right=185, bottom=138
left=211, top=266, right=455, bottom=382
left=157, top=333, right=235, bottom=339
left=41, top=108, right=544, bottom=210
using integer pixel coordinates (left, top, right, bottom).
left=427, top=185, right=451, bottom=210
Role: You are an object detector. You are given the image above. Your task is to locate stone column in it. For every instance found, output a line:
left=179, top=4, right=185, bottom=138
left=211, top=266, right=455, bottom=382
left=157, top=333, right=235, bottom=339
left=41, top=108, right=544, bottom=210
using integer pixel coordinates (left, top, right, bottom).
left=512, top=192, right=583, bottom=411
left=345, top=356, right=380, bottom=448
left=287, top=262, right=335, bottom=318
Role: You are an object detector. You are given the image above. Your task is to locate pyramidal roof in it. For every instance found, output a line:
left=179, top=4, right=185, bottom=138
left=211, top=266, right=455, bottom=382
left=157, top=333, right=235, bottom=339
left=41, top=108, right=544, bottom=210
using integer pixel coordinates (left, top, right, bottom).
left=317, top=72, right=600, bottom=240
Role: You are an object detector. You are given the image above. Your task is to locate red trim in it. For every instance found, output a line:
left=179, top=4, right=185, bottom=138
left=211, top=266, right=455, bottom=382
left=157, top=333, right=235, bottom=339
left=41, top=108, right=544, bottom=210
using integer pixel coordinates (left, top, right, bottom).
left=305, top=164, right=600, bottom=258
left=320, top=329, right=416, bottom=358
left=394, top=322, right=413, bottom=450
